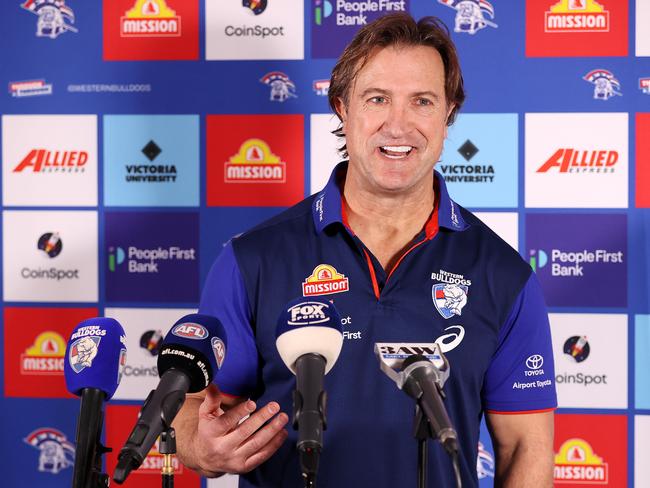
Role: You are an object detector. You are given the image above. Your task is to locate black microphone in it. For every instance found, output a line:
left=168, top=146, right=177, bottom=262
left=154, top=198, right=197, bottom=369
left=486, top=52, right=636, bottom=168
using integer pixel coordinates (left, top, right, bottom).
left=275, top=297, right=344, bottom=487
left=113, top=314, right=227, bottom=484
left=400, top=354, right=459, bottom=455
left=64, top=317, right=127, bottom=488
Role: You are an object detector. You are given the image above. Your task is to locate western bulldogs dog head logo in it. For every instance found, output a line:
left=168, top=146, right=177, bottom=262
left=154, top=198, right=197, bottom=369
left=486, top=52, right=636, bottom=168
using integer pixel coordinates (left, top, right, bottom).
left=583, top=69, right=622, bottom=100
left=21, top=0, right=78, bottom=39
left=438, top=0, right=498, bottom=35
left=68, top=336, right=101, bottom=373
left=433, top=283, right=468, bottom=318
left=24, top=428, right=75, bottom=474
left=260, top=71, right=297, bottom=102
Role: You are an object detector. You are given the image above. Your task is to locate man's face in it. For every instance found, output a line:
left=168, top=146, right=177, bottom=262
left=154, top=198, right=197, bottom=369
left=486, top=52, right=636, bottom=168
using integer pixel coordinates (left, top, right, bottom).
left=337, top=44, right=451, bottom=196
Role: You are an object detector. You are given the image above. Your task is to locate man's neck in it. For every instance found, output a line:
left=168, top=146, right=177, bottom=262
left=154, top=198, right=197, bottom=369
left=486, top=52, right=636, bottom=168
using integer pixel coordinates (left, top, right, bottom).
left=342, top=173, right=435, bottom=272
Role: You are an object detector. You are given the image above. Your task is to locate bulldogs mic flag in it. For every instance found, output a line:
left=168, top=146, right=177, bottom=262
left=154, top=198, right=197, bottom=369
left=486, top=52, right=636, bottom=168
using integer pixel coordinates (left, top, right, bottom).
left=113, top=314, right=227, bottom=484
left=64, top=317, right=127, bottom=488
left=276, top=297, right=344, bottom=487
left=374, top=343, right=459, bottom=455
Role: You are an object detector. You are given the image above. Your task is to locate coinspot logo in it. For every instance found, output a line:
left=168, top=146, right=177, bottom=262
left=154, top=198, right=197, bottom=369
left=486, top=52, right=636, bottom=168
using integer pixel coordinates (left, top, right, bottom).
left=37, top=232, right=63, bottom=258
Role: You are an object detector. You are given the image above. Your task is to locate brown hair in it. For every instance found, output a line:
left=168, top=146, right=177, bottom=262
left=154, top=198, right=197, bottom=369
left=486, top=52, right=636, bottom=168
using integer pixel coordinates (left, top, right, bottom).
left=328, top=13, right=465, bottom=155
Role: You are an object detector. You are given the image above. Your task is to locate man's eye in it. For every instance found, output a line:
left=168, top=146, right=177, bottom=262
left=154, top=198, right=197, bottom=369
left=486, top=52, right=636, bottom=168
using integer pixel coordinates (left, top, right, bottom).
left=416, top=98, right=432, bottom=106
left=369, top=96, right=386, bottom=104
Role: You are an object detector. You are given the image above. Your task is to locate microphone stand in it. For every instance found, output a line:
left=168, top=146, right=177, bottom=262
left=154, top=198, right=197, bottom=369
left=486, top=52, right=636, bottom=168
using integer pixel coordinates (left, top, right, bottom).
left=159, top=426, right=176, bottom=488
left=412, top=404, right=432, bottom=488
left=73, top=388, right=112, bottom=488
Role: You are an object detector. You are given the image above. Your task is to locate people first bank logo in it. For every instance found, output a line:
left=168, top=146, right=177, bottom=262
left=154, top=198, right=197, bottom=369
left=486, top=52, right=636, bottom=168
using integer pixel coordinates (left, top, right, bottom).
left=207, top=115, right=304, bottom=207
left=526, top=0, right=627, bottom=57
left=526, top=214, right=627, bottom=307
left=103, top=0, right=198, bottom=60
left=105, top=212, right=199, bottom=302
left=312, top=0, right=408, bottom=58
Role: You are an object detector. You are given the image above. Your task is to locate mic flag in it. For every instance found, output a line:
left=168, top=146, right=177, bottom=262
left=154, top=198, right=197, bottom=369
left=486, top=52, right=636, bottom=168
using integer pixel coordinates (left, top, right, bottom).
left=64, top=317, right=127, bottom=400
left=157, top=313, right=227, bottom=392
left=275, top=297, right=343, bottom=374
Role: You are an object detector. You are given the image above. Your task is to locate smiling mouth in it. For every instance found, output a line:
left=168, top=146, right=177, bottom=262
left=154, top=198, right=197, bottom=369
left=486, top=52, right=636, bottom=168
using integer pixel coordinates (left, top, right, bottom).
left=379, top=145, right=414, bottom=159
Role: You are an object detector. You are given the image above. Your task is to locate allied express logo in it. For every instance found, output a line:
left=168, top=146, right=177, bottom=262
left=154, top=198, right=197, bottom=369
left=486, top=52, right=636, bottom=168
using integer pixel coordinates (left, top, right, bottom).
left=302, top=264, right=349, bottom=296
left=554, top=438, right=608, bottom=483
left=536, top=149, right=618, bottom=173
left=13, top=149, right=88, bottom=173
left=224, top=139, right=286, bottom=183
left=545, top=0, right=609, bottom=33
left=20, top=331, right=66, bottom=375
left=121, top=0, right=181, bottom=37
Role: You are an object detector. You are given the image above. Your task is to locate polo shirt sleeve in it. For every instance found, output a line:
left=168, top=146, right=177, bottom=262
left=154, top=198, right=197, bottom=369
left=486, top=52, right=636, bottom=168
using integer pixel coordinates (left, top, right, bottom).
left=482, top=272, right=558, bottom=413
left=199, top=241, right=258, bottom=398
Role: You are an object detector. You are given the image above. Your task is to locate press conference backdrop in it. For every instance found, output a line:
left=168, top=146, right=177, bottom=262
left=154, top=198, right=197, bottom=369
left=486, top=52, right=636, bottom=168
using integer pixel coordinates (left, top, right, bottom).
left=1, top=0, right=649, bottom=487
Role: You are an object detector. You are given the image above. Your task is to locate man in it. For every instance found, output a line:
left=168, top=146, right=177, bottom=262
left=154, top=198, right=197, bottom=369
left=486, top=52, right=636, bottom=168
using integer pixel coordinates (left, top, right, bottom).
left=174, top=13, right=557, bottom=487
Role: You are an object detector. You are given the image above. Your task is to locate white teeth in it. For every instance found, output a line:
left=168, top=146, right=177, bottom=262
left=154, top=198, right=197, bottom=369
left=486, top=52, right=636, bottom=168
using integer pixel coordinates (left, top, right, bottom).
left=381, top=146, right=412, bottom=153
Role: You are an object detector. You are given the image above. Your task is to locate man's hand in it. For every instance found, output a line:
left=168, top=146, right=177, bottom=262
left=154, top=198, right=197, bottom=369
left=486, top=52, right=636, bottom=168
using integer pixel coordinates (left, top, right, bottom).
left=174, top=384, right=289, bottom=478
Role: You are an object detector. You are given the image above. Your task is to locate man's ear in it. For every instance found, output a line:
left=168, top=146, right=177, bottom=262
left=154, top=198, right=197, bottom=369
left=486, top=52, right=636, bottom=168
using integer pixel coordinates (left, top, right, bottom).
left=334, top=97, right=348, bottom=124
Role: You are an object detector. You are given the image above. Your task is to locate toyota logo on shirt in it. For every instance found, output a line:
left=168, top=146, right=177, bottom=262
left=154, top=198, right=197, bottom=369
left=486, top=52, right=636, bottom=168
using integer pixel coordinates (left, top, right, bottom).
left=526, top=354, right=544, bottom=370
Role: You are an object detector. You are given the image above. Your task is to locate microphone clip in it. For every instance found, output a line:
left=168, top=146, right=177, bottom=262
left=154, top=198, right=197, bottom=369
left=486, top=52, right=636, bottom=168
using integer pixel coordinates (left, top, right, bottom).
left=374, top=342, right=450, bottom=391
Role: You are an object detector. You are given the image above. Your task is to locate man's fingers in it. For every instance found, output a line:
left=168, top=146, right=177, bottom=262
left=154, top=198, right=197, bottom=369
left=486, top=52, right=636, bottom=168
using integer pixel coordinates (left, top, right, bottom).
left=235, top=412, right=289, bottom=459
left=228, top=402, right=282, bottom=445
left=211, top=400, right=257, bottom=437
left=197, top=384, right=222, bottom=419
left=242, top=428, right=289, bottom=473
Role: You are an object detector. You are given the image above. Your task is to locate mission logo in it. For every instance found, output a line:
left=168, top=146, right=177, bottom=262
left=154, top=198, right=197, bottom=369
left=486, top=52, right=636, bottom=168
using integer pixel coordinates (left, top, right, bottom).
left=637, top=114, right=650, bottom=208
left=526, top=0, right=627, bottom=57
left=106, top=405, right=201, bottom=487
left=302, top=264, right=350, bottom=296
left=206, top=115, right=304, bottom=207
left=4, top=307, right=97, bottom=398
left=103, top=0, right=198, bottom=60
left=225, top=139, right=286, bottom=183
left=554, top=414, right=627, bottom=486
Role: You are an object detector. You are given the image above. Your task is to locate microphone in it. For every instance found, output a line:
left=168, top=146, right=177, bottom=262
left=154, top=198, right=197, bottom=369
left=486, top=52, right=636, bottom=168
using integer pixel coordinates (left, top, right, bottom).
left=275, top=297, right=344, bottom=487
left=64, top=317, right=127, bottom=488
left=113, top=314, right=227, bottom=484
left=374, top=343, right=458, bottom=455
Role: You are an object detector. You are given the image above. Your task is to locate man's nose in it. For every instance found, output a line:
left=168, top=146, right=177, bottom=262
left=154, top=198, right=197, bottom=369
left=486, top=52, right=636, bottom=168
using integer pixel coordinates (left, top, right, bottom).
left=381, top=101, right=413, bottom=137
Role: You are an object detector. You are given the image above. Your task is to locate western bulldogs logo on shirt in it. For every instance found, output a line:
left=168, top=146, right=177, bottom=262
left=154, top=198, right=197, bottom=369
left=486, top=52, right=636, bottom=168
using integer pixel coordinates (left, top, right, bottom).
left=431, top=269, right=471, bottom=318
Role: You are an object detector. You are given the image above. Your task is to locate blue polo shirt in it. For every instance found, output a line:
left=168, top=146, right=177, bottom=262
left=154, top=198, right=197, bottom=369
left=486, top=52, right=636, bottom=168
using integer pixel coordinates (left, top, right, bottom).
left=200, top=163, right=557, bottom=488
